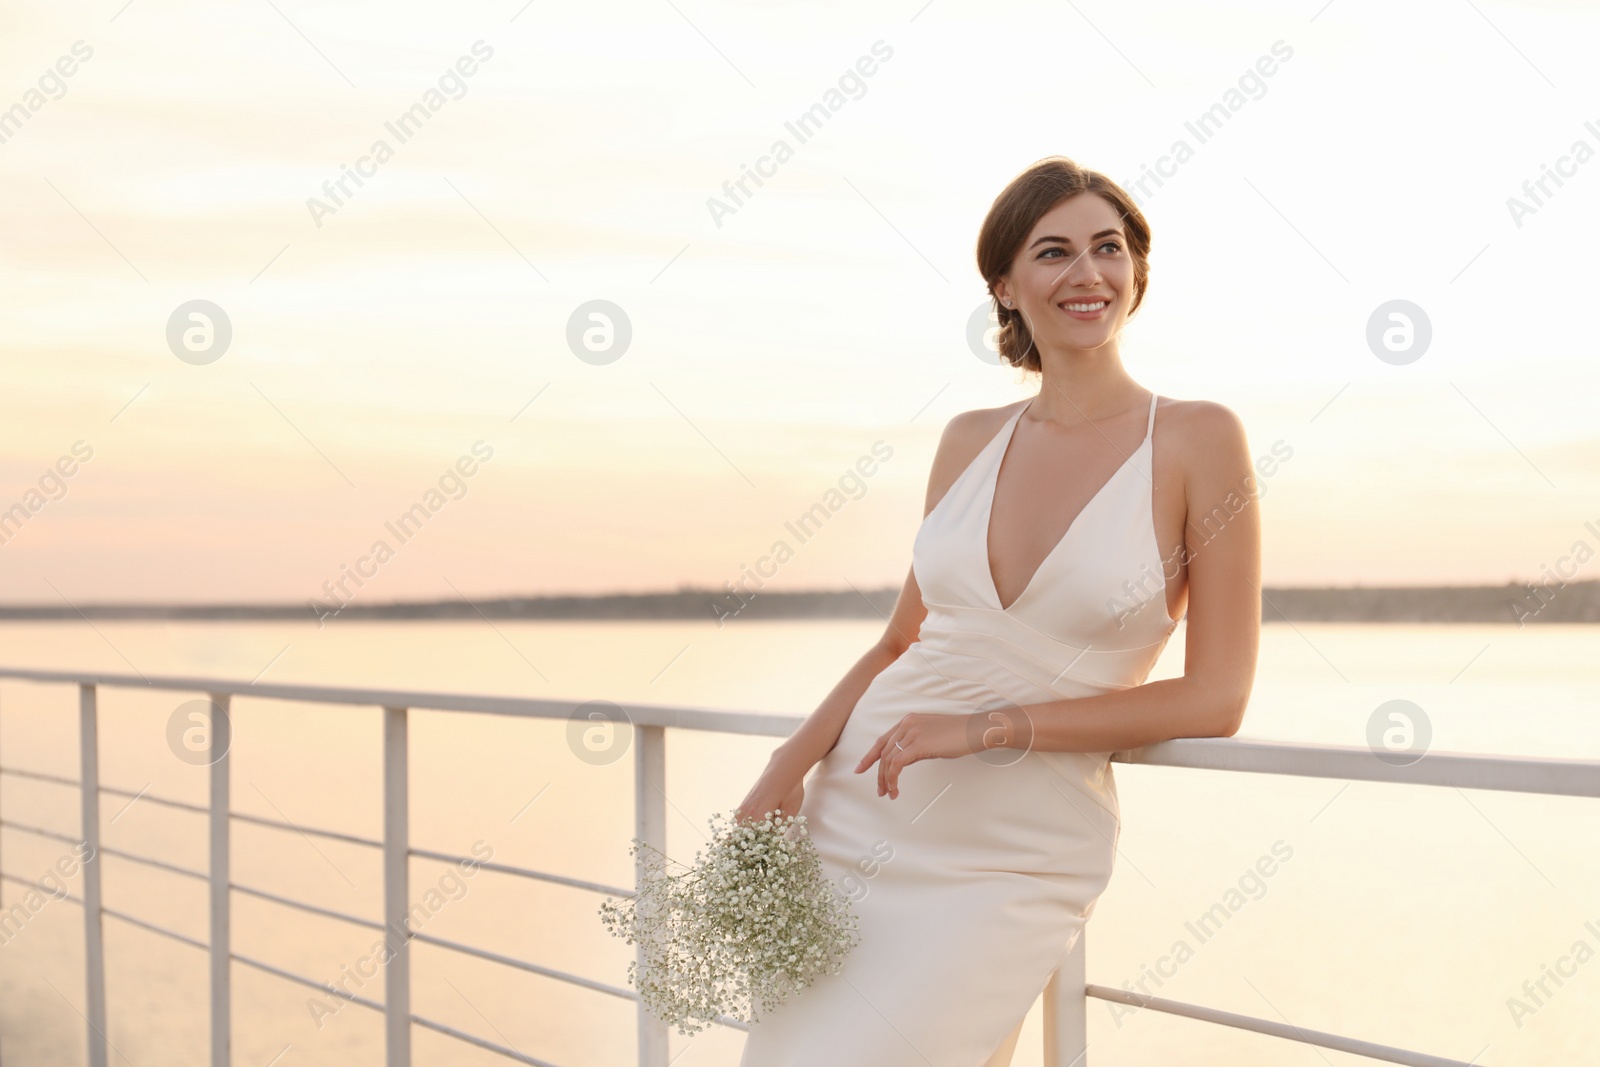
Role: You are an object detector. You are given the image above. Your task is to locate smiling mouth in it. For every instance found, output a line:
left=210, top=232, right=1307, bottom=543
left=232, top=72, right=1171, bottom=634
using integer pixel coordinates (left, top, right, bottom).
left=1059, top=299, right=1108, bottom=314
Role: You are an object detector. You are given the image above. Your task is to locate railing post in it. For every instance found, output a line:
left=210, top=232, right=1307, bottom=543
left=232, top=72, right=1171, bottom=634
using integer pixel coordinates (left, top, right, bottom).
left=634, top=723, right=668, bottom=1067
left=383, top=706, right=411, bottom=1067
left=1043, top=925, right=1088, bottom=1066
left=79, top=684, right=108, bottom=1067
left=209, top=692, right=232, bottom=1067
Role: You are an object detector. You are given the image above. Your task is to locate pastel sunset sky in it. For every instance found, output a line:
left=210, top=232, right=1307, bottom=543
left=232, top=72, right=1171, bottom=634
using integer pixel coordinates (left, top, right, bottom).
left=3, top=0, right=1597, bottom=605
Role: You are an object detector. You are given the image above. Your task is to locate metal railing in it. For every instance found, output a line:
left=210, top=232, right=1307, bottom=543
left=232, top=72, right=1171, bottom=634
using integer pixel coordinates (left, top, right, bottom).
left=0, top=666, right=1595, bottom=1067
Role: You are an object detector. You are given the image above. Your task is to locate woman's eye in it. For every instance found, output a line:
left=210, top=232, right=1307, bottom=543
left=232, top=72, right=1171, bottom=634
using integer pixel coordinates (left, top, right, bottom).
left=1040, top=242, right=1121, bottom=259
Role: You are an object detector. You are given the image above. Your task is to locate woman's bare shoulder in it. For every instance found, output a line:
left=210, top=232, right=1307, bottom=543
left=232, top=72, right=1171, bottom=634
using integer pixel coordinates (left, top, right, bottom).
left=1157, top=397, right=1246, bottom=439
left=942, top=398, right=1029, bottom=444
left=1155, top=397, right=1252, bottom=475
left=922, top=400, right=1028, bottom=514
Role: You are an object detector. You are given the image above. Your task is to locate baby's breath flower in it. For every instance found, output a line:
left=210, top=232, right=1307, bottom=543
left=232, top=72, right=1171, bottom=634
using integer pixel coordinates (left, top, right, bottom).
left=597, top=809, right=860, bottom=1035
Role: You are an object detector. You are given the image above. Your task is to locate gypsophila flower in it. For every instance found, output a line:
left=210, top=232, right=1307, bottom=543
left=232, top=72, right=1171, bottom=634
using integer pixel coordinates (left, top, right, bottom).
left=597, top=808, right=860, bottom=1035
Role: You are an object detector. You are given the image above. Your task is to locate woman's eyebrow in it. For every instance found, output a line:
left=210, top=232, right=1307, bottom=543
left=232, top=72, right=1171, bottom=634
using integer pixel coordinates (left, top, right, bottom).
left=1027, top=228, right=1124, bottom=250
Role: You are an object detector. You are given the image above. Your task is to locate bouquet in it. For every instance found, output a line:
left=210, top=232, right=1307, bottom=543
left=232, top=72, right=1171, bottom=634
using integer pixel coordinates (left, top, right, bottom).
left=598, top=809, right=860, bottom=1035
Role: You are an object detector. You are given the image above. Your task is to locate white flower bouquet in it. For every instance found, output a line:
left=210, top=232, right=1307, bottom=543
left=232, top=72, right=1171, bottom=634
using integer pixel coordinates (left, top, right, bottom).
left=598, top=808, right=860, bottom=1035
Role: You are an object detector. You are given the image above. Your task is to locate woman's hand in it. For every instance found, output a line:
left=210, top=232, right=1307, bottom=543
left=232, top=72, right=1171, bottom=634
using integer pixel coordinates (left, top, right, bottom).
left=735, top=752, right=808, bottom=826
left=855, top=712, right=989, bottom=800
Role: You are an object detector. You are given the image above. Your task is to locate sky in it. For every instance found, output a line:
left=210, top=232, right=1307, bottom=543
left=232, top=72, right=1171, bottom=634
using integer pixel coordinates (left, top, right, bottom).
left=2, top=0, right=1598, bottom=606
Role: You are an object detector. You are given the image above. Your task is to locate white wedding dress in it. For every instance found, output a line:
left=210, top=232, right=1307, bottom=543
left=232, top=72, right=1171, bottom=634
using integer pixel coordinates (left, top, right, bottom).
left=738, top=393, right=1182, bottom=1066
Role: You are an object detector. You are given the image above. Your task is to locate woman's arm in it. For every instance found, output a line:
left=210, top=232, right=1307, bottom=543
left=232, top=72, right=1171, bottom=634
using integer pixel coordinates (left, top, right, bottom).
left=1013, top=400, right=1262, bottom=752
left=774, top=565, right=926, bottom=771
left=736, top=410, right=998, bottom=822
left=734, top=566, right=924, bottom=824
left=856, top=401, right=1263, bottom=798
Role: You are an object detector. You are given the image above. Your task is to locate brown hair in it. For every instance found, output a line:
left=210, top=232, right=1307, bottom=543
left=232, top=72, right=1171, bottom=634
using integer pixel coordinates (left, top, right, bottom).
left=976, top=156, right=1152, bottom=373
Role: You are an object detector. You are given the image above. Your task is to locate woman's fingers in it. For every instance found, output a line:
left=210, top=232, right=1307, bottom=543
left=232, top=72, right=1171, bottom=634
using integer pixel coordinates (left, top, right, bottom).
left=862, top=716, right=914, bottom=798
left=877, top=731, right=892, bottom=795
left=884, top=748, right=905, bottom=798
left=881, top=731, right=908, bottom=798
left=855, top=731, right=887, bottom=774
left=735, top=792, right=786, bottom=825
left=858, top=716, right=935, bottom=798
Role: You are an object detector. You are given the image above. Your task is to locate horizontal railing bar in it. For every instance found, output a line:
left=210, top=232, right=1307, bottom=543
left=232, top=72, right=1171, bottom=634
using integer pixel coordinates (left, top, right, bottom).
left=230, top=882, right=383, bottom=931
left=0, top=769, right=212, bottom=816
left=0, top=870, right=83, bottom=904
left=0, top=765, right=80, bottom=788
left=410, top=1011, right=562, bottom=1067
left=4, top=823, right=216, bottom=886
left=0, top=876, right=207, bottom=981
left=103, top=906, right=209, bottom=951
left=0, top=667, right=799, bottom=738
left=231, top=951, right=385, bottom=1014
left=5, top=666, right=1598, bottom=798
left=1085, top=984, right=1479, bottom=1067
left=232, top=810, right=381, bottom=850
left=408, top=930, right=635, bottom=1001
left=54, top=787, right=385, bottom=848
left=0, top=818, right=80, bottom=846
left=1114, top=736, right=1600, bottom=798
left=100, top=845, right=207, bottom=882
left=101, top=784, right=207, bottom=816
left=39, top=793, right=385, bottom=848
left=409, top=847, right=632, bottom=899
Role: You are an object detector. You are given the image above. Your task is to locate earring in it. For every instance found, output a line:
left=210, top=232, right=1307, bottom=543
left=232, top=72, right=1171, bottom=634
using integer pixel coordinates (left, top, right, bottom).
left=1003, top=300, right=1013, bottom=308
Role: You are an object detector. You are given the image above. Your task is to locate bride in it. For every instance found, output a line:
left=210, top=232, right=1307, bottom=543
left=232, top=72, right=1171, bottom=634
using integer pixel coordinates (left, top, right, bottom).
left=736, top=155, right=1262, bottom=1067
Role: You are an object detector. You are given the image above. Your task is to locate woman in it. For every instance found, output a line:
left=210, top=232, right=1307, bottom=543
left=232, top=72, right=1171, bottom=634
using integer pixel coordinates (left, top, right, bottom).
left=735, top=156, right=1262, bottom=1067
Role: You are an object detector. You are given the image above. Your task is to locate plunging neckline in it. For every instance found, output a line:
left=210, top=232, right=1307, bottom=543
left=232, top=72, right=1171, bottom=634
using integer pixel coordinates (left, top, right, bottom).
left=983, top=394, right=1155, bottom=614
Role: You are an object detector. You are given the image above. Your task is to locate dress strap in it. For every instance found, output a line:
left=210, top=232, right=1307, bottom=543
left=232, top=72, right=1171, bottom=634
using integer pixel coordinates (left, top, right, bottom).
left=1145, top=391, right=1158, bottom=436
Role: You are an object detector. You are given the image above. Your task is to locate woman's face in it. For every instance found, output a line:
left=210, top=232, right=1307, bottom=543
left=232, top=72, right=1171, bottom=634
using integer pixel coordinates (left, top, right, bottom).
left=997, top=193, right=1137, bottom=355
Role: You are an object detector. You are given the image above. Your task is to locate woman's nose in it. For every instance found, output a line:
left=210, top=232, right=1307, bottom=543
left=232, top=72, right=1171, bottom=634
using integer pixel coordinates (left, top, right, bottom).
left=1061, top=252, right=1100, bottom=286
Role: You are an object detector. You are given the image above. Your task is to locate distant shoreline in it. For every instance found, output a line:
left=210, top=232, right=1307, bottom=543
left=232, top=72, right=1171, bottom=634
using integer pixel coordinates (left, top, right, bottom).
left=1, top=581, right=1594, bottom=624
